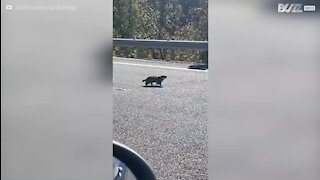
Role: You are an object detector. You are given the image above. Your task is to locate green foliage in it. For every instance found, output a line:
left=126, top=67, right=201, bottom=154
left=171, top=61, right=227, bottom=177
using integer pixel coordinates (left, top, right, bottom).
left=113, top=0, right=208, bottom=63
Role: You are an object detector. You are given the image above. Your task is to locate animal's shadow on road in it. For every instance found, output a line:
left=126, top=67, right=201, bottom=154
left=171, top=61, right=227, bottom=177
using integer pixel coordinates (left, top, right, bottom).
left=141, top=85, right=163, bottom=88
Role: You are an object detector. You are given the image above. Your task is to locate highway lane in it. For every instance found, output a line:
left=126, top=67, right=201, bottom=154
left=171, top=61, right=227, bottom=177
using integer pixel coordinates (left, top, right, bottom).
left=113, top=57, right=208, bottom=180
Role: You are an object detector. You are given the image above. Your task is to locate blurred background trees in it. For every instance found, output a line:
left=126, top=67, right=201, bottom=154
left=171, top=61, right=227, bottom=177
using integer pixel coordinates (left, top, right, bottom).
left=113, top=0, right=208, bottom=63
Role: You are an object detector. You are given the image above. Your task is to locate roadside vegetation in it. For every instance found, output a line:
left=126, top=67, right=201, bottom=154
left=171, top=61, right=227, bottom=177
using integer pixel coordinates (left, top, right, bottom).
left=113, top=0, right=208, bottom=63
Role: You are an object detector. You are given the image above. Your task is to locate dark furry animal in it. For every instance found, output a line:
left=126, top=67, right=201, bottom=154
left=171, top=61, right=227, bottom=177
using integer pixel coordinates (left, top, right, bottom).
left=142, top=75, right=167, bottom=86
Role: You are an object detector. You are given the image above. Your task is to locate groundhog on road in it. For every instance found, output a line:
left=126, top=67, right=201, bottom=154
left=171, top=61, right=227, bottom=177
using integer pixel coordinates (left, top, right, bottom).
left=142, top=75, right=167, bottom=87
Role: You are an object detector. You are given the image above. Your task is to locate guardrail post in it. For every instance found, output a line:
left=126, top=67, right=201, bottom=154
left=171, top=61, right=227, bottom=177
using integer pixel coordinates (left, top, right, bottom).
left=136, top=48, right=142, bottom=59
left=170, top=49, right=175, bottom=60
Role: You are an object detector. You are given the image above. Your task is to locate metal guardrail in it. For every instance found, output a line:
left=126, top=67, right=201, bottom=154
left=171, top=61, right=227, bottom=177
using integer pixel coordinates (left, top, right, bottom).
left=113, top=38, right=208, bottom=60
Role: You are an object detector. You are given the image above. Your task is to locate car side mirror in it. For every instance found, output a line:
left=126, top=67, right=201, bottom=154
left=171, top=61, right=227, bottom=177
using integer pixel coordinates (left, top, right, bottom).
left=113, top=141, right=156, bottom=180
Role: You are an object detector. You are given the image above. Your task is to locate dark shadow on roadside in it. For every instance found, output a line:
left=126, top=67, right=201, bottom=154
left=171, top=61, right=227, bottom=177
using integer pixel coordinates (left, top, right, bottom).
left=188, top=64, right=208, bottom=70
left=142, top=85, right=163, bottom=88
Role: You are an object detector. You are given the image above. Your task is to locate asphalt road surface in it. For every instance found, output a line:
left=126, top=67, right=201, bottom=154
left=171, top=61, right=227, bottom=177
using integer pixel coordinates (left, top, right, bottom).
left=113, top=57, right=208, bottom=180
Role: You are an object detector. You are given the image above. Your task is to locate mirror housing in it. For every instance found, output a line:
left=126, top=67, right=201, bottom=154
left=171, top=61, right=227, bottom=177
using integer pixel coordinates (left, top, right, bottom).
left=113, top=141, right=156, bottom=180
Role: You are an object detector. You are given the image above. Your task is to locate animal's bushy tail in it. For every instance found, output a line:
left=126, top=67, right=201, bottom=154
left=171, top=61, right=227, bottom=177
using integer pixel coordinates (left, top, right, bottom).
left=142, top=79, right=146, bottom=82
